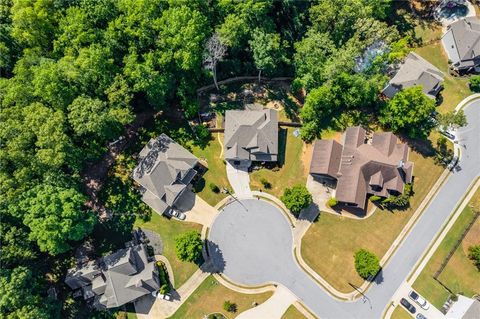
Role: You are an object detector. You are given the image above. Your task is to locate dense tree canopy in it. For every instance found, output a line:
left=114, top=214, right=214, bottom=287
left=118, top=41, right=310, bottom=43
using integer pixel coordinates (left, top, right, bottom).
left=379, top=86, right=436, bottom=138
left=280, top=185, right=312, bottom=217
left=175, top=231, right=203, bottom=263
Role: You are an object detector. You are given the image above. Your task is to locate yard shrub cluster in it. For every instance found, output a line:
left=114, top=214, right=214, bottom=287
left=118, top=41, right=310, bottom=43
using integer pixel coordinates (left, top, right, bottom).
left=260, top=178, right=272, bottom=189
left=281, top=185, right=313, bottom=217
left=468, top=245, right=480, bottom=270
left=174, top=231, right=203, bottom=263
left=209, top=183, right=221, bottom=193
left=470, top=75, right=480, bottom=92
left=382, top=183, right=413, bottom=210
left=222, top=300, right=237, bottom=313
left=156, top=261, right=171, bottom=294
left=327, top=197, right=338, bottom=207
left=354, top=249, right=380, bottom=279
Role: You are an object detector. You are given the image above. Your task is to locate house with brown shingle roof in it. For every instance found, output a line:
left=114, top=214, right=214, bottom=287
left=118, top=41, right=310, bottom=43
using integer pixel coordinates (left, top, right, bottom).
left=310, top=127, right=413, bottom=210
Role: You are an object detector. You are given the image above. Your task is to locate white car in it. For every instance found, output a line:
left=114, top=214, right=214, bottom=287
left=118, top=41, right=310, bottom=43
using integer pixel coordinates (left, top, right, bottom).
left=409, top=290, right=429, bottom=310
left=152, top=290, right=171, bottom=301
left=166, top=209, right=186, bottom=220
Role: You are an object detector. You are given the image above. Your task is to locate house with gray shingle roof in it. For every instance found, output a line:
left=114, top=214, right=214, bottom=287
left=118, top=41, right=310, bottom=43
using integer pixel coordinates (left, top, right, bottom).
left=310, top=127, right=413, bottom=210
left=65, top=244, right=160, bottom=309
left=224, top=109, right=278, bottom=163
left=442, top=16, right=480, bottom=73
left=133, top=134, right=199, bottom=215
left=382, top=52, right=444, bottom=99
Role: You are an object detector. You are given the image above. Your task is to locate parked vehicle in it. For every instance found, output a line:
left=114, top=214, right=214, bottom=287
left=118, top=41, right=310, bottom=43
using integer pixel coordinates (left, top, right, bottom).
left=409, top=291, right=430, bottom=310
left=416, top=313, right=427, bottom=319
left=166, top=209, right=186, bottom=220
left=152, top=290, right=172, bottom=301
left=400, top=298, right=417, bottom=314
left=447, top=156, right=459, bottom=171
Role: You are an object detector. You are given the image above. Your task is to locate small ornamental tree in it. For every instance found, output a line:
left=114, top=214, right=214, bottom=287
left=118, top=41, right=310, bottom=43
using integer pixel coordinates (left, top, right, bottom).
left=327, top=197, right=338, bottom=207
left=223, top=300, right=237, bottom=313
left=468, top=245, right=480, bottom=270
left=354, top=249, right=380, bottom=279
left=280, top=185, right=312, bottom=217
left=174, top=231, right=203, bottom=263
left=470, top=75, right=480, bottom=92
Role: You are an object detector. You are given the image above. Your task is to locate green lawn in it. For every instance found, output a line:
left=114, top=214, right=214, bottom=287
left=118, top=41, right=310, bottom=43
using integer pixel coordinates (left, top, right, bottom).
left=412, top=188, right=480, bottom=309
left=301, top=142, right=446, bottom=293
left=414, top=41, right=471, bottom=113
left=281, top=305, right=307, bottom=319
left=168, top=275, right=273, bottom=319
left=134, top=213, right=203, bottom=288
left=191, top=133, right=230, bottom=207
left=250, top=127, right=308, bottom=198
left=391, top=305, right=412, bottom=319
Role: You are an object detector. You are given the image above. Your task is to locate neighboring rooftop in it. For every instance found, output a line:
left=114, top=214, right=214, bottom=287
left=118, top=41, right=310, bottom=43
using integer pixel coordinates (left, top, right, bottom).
left=224, top=109, right=278, bottom=162
left=310, top=127, right=413, bottom=209
left=442, top=16, right=480, bottom=71
left=65, top=244, right=159, bottom=309
left=382, top=52, right=444, bottom=99
left=133, top=134, right=198, bottom=215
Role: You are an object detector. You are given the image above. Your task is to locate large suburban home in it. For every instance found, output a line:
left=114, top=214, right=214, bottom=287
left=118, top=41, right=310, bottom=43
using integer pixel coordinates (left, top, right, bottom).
left=310, top=127, right=414, bottom=210
left=65, top=244, right=160, bottom=309
left=223, top=109, right=278, bottom=163
left=133, top=134, right=199, bottom=215
left=382, top=52, right=444, bottom=99
left=442, top=16, right=480, bottom=73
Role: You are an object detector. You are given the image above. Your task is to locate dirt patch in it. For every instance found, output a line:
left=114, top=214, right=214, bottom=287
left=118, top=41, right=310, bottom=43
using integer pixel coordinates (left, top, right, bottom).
left=302, top=143, right=313, bottom=177
left=462, top=219, right=480, bottom=254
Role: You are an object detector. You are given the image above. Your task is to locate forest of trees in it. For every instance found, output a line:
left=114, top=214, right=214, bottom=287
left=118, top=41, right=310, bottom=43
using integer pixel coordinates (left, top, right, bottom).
left=0, top=0, right=440, bottom=317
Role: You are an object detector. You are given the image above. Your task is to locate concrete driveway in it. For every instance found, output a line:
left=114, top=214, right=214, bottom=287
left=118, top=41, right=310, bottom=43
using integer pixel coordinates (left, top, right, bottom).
left=208, top=100, right=480, bottom=319
left=226, top=160, right=253, bottom=199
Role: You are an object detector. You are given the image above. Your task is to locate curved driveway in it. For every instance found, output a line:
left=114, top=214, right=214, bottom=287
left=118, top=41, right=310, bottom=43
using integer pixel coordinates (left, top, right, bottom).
left=209, top=101, right=480, bottom=319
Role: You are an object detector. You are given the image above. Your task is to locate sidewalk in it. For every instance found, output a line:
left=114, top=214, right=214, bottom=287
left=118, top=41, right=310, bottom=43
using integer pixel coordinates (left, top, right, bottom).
left=236, top=285, right=297, bottom=319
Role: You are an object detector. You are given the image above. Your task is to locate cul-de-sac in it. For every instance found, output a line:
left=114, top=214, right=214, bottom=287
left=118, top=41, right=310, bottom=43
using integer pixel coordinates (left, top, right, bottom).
left=1, top=1, right=480, bottom=319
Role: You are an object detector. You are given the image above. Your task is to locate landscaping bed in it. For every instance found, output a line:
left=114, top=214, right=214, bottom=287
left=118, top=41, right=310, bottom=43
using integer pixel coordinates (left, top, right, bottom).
left=301, top=141, right=446, bottom=293
left=134, top=213, right=202, bottom=288
left=412, top=188, right=480, bottom=309
left=168, top=275, right=273, bottom=319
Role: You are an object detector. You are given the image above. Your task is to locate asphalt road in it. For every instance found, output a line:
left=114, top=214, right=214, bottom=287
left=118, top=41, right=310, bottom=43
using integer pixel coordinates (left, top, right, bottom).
left=208, top=101, right=480, bottom=319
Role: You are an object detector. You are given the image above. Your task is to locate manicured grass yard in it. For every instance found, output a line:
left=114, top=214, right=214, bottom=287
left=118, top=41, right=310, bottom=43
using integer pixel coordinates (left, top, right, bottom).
left=414, top=43, right=471, bottom=113
left=391, top=305, right=412, bottom=319
left=168, top=275, right=273, bottom=319
left=191, top=133, right=230, bottom=206
left=301, top=145, right=446, bottom=293
left=250, top=127, right=308, bottom=198
left=412, top=188, right=480, bottom=309
left=134, top=213, right=202, bottom=288
left=281, top=305, right=307, bottom=319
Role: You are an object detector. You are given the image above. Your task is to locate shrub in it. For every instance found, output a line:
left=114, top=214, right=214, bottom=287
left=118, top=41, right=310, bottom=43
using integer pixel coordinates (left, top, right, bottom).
left=174, top=231, right=203, bottom=263
left=209, top=183, right=220, bottom=193
left=354, top=249, right=380, bottom=279
left=260, top=178, right=272, bottom=189
left=327, top=197, right=338, bottom=207
left=468, top=245, right=480, bottom=270
left=160, top=284, right=169, bottom=294
left=470, top=75, right=480, bottom=92
left=280, top=185, right=312, bottom=217
left=369, top=195, right=381, bottom=202
left=223, top=300, right=237, bottom=313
